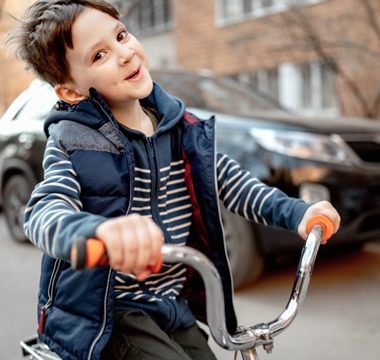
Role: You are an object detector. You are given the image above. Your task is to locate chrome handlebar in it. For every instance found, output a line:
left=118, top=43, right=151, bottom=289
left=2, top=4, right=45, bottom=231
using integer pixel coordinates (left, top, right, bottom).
left=161, top=225, right=323, bottom=356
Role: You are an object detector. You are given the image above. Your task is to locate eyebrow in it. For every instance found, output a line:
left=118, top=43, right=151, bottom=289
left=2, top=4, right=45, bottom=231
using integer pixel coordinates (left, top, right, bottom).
left=85, top=22, right=125, bottom=61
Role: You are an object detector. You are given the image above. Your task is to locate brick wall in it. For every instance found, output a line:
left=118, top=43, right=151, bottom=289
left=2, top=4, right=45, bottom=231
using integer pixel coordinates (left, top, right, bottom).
left=172, top=0, right=380, bottom=119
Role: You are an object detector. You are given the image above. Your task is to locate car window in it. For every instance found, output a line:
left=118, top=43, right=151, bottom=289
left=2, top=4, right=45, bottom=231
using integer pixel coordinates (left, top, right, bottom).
left=13, top=86, right=58, bottom=121
left=150, top=72, right=282, bottom=114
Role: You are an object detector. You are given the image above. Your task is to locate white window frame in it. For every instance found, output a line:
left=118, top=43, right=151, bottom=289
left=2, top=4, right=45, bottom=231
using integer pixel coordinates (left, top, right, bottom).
left=216, top=0, right=325, bottom=27
left=279, top=61, right=339, bottom=117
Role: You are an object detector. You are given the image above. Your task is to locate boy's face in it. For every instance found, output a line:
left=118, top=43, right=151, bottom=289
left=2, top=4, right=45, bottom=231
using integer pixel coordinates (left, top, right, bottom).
left=63, top=8, right=153, bottom=108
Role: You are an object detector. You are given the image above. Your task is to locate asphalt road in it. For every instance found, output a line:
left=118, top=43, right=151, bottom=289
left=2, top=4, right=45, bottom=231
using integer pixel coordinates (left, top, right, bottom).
left=1, top=214, right=379, bottom=360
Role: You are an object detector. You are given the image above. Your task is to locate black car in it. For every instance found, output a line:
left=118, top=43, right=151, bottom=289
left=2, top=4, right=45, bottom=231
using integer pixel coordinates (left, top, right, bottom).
left=2, top=70, right=380, bottom=289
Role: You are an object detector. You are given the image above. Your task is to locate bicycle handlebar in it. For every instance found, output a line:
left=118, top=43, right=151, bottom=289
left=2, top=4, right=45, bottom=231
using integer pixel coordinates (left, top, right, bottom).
left=70, top=215, right=334, bottom=354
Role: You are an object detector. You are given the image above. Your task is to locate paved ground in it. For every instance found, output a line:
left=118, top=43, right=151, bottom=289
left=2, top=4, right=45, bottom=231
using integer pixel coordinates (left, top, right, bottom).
left=1, top=214, right=379, bottom=360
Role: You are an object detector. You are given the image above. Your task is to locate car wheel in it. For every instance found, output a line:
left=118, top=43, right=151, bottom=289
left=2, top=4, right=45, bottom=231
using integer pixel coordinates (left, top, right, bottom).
left=3, top=174, right=32, bottom=242
left=220, top=202, right=265, bottom=290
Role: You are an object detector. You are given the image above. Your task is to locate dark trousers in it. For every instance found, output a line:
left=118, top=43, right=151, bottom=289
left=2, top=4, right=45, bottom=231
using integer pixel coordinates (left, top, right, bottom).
left=100, top=311, right=218, bottom=360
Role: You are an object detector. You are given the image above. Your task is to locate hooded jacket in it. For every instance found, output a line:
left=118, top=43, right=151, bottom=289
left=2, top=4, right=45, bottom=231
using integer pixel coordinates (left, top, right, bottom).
left=24, top=82, right=311, bottom=360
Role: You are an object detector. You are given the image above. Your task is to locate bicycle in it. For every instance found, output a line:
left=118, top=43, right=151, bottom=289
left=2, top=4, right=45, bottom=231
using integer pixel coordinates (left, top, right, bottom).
left=20, top=215, right=333, bottom=360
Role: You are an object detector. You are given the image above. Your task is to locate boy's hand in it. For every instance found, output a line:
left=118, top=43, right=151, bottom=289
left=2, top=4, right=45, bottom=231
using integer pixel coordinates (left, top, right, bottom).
left=297, top=201, right=341, bottom=243
left=95, top=214, right=164, bottom=281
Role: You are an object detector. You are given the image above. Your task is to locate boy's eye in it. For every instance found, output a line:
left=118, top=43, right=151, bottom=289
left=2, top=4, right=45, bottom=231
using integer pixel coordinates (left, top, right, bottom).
left=117, top=30, right=128, bottom=42
left=94, top=51, right=106, bottom=62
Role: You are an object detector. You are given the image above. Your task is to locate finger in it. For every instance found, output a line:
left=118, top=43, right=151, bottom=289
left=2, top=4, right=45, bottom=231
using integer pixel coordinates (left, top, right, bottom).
left=322, top=209, right=340, bottom=235
left=145, top=219, right=164, bottom=266
left=333, top=213, right=341, bottom=234
left=135, top=269, right=151, bottom=282
left=103, top=222, right=124, bottom=270
left=119, top=221, right=137, bottom=274
left=315, top=202, right=340, bottom=235
left=132, top=218, right=152, bottom=275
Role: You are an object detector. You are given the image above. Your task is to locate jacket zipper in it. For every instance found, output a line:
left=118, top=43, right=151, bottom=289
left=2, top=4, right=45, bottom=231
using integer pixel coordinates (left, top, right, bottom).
left=92, top=99, right=121, bottom=138
left=87, top=267, right=112, bottom=360
left=147, top=137, right=154, bottom=157
left=146, top=137, right=172, bottom=242
left=39, top=259, right=62, bottom=334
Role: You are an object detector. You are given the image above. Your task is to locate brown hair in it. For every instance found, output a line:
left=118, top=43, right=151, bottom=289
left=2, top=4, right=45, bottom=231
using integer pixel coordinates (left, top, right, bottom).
left=3, top=0, right=119, bottom=87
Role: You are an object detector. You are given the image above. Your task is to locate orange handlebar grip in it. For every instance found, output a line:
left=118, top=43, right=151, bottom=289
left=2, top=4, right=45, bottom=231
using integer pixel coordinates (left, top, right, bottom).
left=71, top=237, right=163, bottom=273
left=71, top=237, right=108, bottom=270
left=306, top=215, right=334, bottom=243
left=86, top=238, right=108, bottom=268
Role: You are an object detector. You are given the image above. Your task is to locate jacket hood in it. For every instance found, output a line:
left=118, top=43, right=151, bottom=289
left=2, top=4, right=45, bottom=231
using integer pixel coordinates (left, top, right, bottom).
left=43, top=81, right=186, bottom=138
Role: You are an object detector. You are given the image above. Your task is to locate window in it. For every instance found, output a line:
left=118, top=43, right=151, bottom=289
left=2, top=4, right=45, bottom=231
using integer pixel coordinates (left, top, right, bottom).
left=111, top=0, right=173, bottom=37
left=298, top=61, right=338, bottom=114
left=235, top=68, right=280, bottom=102
left=278, top=61, right=339, bottom=116
left=232, top=60, right=339, bottom=116
left=216, top=0, right=324, bottom=25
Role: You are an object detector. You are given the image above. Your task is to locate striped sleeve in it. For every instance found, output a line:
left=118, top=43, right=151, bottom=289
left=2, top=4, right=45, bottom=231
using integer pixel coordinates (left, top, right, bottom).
left=216, top=153, right=311, bottom=232
left=24, top=138, right=107, bottom=262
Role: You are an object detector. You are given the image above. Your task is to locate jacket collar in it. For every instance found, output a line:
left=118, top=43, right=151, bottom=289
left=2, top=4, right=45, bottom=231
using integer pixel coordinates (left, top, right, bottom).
left=43, top=82, right=186, bottom=138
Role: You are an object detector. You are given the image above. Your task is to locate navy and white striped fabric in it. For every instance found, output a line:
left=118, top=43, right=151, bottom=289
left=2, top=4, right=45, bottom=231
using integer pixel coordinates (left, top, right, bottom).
left=217, top=153, right=277, bottom=225
left=24, top=138, right=105, bottom=261
left=98, top=137, right=282, bottom=308
left=114, top=159, right=191, bottom=307
left=131, top=161, right=192, bottom=245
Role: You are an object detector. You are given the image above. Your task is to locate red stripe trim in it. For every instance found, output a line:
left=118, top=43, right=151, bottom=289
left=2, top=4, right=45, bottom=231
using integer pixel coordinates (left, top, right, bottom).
left=182, top=146, right=210, bottom=253
left=183, top=112, right=200, bottom=125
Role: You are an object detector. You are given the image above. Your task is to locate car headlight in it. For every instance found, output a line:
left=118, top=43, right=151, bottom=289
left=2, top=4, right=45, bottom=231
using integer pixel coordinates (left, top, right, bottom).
left=250, top=128, right=351, bottom=165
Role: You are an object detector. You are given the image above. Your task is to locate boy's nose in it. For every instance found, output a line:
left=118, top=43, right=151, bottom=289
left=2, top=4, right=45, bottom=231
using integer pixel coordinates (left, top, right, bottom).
left=119, top=47, right=135, bottom=66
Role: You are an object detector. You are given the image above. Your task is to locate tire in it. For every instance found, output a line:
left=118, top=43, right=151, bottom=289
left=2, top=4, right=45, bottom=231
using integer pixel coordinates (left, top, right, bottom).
left=3, top=174, right=33, bottom=242
left=220, top=203, right=265, bottom=290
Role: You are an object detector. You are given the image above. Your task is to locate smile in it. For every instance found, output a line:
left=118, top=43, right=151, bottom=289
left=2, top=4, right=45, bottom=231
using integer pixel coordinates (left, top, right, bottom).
left=125, top=66, right=143, bottom=82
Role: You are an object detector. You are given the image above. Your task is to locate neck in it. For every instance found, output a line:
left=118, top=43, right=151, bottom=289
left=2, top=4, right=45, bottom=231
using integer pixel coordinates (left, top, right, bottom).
left=110, top=100, right=142, bottom=128
left=110, top=99, right=154, bottom=136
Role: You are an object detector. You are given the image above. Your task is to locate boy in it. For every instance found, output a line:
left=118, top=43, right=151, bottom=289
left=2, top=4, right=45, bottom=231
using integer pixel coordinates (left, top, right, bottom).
left=4, top=1, right=340, bottom=360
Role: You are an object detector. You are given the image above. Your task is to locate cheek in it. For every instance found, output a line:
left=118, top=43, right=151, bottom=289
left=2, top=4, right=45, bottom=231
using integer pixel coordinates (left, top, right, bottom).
left=86, top=68, right=114, bottom=92
left=133, top=42, right=149, bottom=65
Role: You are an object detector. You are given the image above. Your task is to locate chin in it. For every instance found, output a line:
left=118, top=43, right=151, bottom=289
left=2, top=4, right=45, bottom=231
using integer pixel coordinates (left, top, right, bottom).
left=141, top=78, right=154, bottom=98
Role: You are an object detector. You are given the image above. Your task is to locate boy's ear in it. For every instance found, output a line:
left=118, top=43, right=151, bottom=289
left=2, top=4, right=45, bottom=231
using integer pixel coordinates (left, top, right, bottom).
left=55, top=84, right=88, bottom=104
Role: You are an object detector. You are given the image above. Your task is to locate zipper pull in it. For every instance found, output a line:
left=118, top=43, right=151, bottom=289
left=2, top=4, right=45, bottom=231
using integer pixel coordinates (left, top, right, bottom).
left=39, top=306, right=46, bottom=335
left=147, top=138, right=155, bottom=160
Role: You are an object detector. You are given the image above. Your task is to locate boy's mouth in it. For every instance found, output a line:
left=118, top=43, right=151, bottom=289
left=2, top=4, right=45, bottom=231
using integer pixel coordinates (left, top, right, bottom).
left=125, top=66, right=142, bottom=81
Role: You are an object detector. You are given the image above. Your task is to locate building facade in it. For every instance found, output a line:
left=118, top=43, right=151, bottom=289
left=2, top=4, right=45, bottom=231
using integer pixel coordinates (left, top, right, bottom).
left=1, top=0, right=380, bottom=120
left=170, top=0, right=380, bottom=118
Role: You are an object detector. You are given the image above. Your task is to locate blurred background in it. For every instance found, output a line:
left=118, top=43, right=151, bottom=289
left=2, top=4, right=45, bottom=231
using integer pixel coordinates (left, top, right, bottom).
left=2, top=0, right=380, bottom=119
left=0, top=0, right=380, bottom=359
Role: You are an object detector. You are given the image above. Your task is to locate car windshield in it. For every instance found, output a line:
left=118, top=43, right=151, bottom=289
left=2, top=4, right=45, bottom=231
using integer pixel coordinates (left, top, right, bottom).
left=150, top=71, right=282, bottom=114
